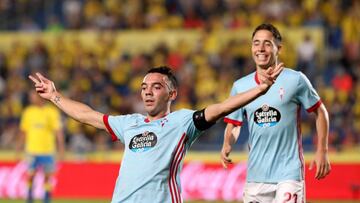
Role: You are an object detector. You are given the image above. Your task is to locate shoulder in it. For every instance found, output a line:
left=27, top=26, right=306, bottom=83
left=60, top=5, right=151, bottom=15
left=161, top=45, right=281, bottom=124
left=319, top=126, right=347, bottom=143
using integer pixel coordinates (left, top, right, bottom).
left=21, top=107, right=31, bottom=118
left=279, top=68, right=306, bottom=82
left=22, top=106, right=37, bottom=116
left=168, top=109, right=196, bottom=122
left=171, top=109, right=195, bottom=117
left=45, top=104, right=60, bottom=113
left=22, top=106, right=32, bottom=113
left=282, top=68, right=309, bottom=78
left=110, top=113, right=145, bottom=121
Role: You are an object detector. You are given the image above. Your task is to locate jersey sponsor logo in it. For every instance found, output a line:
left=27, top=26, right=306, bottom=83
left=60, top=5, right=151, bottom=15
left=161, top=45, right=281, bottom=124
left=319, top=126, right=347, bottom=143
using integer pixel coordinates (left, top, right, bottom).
left=254, top=104, right=281, bottom=127
left=129, top=131, right=157, bottom=152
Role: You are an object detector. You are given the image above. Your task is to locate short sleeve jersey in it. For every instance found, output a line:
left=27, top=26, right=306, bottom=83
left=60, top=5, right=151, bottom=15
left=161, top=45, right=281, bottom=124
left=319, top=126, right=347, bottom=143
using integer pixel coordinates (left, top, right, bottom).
left=224, top=68, right=321, bottom=183
left=103, top=109, right=201, bottom=203
left=20, top=104, right=61, bottom=155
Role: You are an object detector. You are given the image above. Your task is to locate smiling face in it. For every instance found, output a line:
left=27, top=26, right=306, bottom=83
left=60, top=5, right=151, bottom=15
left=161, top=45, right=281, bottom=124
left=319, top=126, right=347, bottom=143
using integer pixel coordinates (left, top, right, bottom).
left=251, top=29, right=281, bottom=70
left=141, top=72, right=177, bottom=118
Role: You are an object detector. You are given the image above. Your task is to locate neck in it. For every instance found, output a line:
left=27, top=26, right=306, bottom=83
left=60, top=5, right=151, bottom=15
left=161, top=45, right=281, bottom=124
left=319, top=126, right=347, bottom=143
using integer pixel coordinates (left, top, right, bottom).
left=35, top=102, right=45, bottom=107
left=147, top=109, right=170, bottom=121
left=256, top=67, right=268, bottom=84
left=256, top=64, right=276, bottom=83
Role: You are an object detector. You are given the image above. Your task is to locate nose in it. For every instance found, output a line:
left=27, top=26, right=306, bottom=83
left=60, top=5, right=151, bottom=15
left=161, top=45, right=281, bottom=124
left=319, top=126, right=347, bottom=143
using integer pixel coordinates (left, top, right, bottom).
left=259, top=43, right=266, bottom=51
left=144, top=87, right=153, bottom=96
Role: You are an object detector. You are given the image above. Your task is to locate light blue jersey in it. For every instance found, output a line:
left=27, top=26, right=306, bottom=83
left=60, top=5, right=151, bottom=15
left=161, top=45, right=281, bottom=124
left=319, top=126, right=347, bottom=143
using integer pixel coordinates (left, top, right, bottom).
left=103, top=109, right=201, bottom=203
left=225, top=68, right=321, bottom=183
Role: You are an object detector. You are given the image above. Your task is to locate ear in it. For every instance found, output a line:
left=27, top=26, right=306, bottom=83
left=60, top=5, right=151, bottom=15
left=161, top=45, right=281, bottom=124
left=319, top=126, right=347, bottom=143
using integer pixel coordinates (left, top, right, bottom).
left=277, top=45, right=282, bottom=55
left=169, top=90, right=177, bottom=101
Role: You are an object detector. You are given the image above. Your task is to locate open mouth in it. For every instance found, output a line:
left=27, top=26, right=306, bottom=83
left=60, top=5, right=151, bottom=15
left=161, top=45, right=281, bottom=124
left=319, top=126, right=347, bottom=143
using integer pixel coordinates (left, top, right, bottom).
left=145, top=99, right=155, bottom=105
left=256, top=54, right=268, bottom=61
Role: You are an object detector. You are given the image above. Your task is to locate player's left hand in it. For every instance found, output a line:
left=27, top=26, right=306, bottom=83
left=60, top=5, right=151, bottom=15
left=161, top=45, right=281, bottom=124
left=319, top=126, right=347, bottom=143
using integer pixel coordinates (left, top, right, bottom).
left=220, top=143, right=233, bottom=169
left=309, top=150, right=331, bottom=180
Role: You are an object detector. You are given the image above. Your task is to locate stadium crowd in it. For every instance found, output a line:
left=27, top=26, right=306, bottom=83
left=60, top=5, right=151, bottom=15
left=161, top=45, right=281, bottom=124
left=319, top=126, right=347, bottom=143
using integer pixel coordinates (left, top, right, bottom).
left=0, top=0, right=359, bottom=154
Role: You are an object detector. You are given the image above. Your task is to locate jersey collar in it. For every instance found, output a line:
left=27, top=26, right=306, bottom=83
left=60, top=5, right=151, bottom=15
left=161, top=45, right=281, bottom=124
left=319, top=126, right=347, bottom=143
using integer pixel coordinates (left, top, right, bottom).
left=144, top=113, right=168, bottom=123
left=254, top=72, right=260, bottom=85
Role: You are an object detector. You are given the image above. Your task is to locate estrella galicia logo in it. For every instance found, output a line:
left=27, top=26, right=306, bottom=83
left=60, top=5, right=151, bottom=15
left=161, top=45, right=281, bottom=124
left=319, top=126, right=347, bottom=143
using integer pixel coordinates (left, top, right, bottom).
left=129, top=131, right=157, bottom=152
left=254, top=104, right=281, bottom=127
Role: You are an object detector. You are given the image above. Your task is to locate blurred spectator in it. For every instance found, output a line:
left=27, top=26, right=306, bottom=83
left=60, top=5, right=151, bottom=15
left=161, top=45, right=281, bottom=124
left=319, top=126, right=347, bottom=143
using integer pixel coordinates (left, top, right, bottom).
left=45, top=15, right=64, bottom=32
left=18, top=17, right=41, bottom=32
left=296, top=33, right=317, bottom=79
left=0, top=0, right=359, bottom=153
left=331, top=66, right=353, bottom=94
left=63, top=0, right=83, bottom=29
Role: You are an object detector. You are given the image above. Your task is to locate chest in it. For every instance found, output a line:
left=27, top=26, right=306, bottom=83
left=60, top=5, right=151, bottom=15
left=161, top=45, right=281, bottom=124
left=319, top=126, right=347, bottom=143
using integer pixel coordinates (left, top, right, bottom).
left=122, top=119, right=181, bottom=153
left=242, top=83, right=300, bottom=127
left=26, top=110, right=53, bottom=129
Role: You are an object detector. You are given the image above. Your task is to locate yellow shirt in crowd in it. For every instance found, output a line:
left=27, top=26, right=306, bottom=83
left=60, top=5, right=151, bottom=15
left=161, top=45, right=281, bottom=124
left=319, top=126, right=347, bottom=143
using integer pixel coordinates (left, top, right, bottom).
left=20, top=104, right=61, bottom=155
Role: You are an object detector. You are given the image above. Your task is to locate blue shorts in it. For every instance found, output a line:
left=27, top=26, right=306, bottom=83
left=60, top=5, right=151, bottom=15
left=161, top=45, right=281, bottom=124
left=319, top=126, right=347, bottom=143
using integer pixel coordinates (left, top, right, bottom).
left=27, top=155, right=55, bottom=174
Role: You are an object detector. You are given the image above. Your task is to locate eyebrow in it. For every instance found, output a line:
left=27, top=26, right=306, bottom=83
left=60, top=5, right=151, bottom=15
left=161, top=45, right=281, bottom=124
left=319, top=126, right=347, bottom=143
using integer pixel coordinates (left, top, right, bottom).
left=141, top=82, right=165, bottom=87
left=252, top=39, right=273, bottom=43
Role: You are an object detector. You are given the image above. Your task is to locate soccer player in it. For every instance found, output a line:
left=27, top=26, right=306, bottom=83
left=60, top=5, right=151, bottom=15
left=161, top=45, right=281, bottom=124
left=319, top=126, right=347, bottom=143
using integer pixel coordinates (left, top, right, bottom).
left=220, top=23, right=331, bottom=203
left=17, top=90, right=65, bottom=203
left=28, top=65, right=283, bottom=203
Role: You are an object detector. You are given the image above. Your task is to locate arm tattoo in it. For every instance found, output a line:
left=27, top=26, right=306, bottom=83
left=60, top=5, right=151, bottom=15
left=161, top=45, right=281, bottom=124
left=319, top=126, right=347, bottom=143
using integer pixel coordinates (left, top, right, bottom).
left=54, top=96, right=61, bottom=104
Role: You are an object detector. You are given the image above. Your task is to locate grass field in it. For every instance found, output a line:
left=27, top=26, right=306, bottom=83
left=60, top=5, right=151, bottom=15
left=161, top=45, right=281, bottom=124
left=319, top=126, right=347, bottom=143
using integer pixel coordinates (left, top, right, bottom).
left=1, top=200, right=360, bottom=203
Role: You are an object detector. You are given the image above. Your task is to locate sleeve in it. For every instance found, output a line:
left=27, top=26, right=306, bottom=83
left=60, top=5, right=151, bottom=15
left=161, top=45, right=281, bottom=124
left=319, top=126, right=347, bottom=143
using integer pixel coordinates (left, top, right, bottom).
left=296, top=72, right=322, bottom=113
left=223, top=83, right=244, bottom=126
left=103, top=114, right=132, bottom=143
left=180, top=110, right=202, bottom=145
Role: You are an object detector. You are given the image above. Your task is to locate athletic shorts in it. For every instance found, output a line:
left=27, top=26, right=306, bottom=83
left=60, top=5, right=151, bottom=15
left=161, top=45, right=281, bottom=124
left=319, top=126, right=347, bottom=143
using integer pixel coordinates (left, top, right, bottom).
left=243, top=180, right=305, bottom=203
left=27, top=155, right=55, bottom=174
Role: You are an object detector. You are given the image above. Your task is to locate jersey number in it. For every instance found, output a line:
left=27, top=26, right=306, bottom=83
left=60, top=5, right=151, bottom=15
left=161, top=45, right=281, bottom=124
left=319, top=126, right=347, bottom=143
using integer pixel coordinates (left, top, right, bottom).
left=283, top=192, right=298, bottom=203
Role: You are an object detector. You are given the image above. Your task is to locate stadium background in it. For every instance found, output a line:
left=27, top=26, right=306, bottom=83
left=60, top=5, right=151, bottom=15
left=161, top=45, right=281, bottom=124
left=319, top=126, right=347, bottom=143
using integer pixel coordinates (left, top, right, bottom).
left=0, top=0, right=359, bottom=202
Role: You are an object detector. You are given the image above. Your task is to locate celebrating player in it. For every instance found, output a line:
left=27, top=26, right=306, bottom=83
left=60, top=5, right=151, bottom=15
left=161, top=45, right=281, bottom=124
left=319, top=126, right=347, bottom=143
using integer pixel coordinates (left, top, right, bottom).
left=221, top=23, right=331, bottom=203
left=29, top=64, right=282, bottom=203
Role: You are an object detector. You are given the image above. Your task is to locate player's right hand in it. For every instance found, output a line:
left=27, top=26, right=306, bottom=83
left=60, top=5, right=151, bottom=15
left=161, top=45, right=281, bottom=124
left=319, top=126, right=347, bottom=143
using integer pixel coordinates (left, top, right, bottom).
left=29, top=72, right=57, bottom=100
left=221, top=144, right=233, bottom=169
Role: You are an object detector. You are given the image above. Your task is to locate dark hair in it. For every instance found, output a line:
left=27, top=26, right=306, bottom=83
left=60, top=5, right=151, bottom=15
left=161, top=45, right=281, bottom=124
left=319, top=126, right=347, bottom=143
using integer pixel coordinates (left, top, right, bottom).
left=252, top=23, right=282, bottom=43
left=147, top=66, right=178, bottom=89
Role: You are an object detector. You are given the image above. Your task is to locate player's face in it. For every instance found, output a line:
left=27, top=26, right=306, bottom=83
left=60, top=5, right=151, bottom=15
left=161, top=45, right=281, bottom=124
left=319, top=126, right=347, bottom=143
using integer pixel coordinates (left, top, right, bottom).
left=251, top=29, right=279, bottom=70
left=141, top=73, right=175, bottom=117
left=29, top=90, right=43, bottom=106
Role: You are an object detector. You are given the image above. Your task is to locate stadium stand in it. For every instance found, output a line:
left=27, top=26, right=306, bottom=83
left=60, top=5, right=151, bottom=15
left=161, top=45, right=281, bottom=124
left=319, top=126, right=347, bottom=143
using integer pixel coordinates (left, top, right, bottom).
left=0, top=0, right=359, bottom=153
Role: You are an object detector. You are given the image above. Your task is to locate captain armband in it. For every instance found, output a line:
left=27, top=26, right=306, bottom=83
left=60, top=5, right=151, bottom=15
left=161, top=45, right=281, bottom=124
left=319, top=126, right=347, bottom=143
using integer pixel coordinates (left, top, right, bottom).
left=193, top=109, right=216, bottom=131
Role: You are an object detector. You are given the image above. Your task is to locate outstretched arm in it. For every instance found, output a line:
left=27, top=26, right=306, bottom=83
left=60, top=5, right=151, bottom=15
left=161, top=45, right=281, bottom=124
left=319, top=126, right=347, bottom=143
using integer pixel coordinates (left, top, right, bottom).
left=309, top=103, right=331, bottom=180
left=204, top=63, right=284, bottom=123
left=29, top=73, right=106, bottom=130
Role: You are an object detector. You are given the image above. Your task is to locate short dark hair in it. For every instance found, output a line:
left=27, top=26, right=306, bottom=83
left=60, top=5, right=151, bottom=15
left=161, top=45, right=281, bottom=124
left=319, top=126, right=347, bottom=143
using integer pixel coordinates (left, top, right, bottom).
left=252, top=23, right=282, bottom=43
left=147, top=66, right=178, bottom=89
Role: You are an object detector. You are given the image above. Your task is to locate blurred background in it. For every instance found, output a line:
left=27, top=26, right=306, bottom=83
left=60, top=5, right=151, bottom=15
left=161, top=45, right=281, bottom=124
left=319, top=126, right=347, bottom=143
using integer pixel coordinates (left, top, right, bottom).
left=0, top=0, right=359, bottom=202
